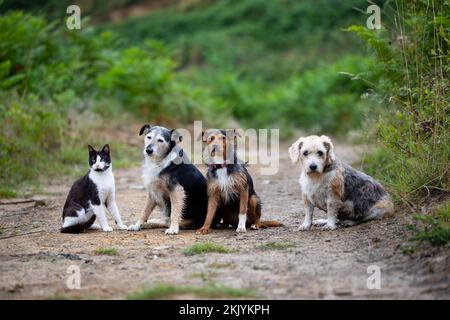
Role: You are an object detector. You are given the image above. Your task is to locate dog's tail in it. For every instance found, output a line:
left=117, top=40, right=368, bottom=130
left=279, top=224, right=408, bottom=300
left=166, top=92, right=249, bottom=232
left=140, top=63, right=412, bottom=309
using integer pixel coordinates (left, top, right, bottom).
left=258, top=220, right=283, bottom=228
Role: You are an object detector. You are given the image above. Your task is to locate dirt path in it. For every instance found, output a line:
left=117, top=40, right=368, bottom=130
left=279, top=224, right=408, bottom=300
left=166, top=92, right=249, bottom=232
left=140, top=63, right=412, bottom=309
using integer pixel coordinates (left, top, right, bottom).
left=0, top=142, right=448, bottom=299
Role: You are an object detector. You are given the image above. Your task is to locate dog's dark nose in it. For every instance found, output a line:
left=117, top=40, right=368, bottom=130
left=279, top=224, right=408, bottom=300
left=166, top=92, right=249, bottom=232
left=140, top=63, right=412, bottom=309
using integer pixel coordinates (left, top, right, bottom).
left=146, top=148, right=154, bottom=155
left=309, top=164, right=317, bottom=171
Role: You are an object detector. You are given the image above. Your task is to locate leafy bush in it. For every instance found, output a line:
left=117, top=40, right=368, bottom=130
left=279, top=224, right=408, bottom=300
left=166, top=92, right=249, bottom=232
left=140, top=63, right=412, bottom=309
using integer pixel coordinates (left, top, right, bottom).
left=0, top=10, right=225, bottom=195
left=348, top=0, right=449, bottom=204
left=408, top=202, right=450, bottom=247
left=216, top=55, right=372, bottom=133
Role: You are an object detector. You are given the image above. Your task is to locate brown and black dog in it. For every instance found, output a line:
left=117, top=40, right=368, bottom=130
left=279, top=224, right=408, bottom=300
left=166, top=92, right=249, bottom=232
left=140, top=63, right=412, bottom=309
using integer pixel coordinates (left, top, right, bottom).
left=196, top=129, right=281, bottom=234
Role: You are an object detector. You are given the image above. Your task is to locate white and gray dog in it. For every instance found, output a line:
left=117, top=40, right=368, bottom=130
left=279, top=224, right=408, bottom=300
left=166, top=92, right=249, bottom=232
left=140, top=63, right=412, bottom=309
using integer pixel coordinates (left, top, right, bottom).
left=289, top=135, right=394, bottom=230
left=128, top=125, right=208, bottom=235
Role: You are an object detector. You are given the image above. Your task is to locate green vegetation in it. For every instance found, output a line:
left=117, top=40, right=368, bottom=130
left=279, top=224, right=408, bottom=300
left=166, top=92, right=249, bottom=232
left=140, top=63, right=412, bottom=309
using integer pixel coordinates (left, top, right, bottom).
left=350, top=1, right=448, bottom=204
left=259, top=242, right=294, bottom=251
left=111, top=0, right=373, bottom=133
left=349, top=0, right=449, bottom=244
left=0, top=9, right=221, bottom=196
left=1, top=0, right=447, bottom=249
left=408, top=202, right=450, bottom=247
left=127, top=283, right=257, bottom=299
left=183, top=242, right=232, bottom=255
left=93, top=247, right=118, bottom=256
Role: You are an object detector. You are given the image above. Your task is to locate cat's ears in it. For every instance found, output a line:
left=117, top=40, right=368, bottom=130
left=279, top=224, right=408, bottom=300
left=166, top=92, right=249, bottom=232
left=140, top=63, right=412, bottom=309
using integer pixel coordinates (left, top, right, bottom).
left=88, top=144, right=110, bottom=154
left=139, top=124, right=152, bottom=136
left=88, top=144, right=96, bottom=154
left=101, top=144, right=110, bottom=155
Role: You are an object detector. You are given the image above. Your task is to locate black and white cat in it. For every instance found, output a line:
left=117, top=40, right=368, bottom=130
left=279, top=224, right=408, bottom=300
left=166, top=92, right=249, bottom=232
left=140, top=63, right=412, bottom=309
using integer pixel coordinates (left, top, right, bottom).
left=60, top=144, right=127, bottom=233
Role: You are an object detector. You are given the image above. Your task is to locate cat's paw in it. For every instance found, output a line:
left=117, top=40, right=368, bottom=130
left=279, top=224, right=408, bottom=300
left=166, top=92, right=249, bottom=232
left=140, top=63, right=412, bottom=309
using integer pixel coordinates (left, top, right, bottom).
left=117, top=224, right=128, bottom=231
left=88, top=223, right=101, bottom=230
left=127, top=223, right=141, bottom=231
left=165, top=226, right=179, bottom=235
left=102, top=226, right=113, bottom=232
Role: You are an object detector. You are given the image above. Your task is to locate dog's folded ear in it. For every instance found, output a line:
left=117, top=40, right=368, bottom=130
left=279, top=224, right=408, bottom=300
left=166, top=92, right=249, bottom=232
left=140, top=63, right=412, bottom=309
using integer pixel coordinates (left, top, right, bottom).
left=227, top=129, right=242, bottom=139
left=170, top=129, right=183, bottom=143
left=197, top=130, right=206, bottom=142
left=320, top=135, right=335, bottom=165
left=101, top=144, right=110, bottom=155
left=139, top=124, right=152, bottom=136
left=288, top=138, right=304, bottom=164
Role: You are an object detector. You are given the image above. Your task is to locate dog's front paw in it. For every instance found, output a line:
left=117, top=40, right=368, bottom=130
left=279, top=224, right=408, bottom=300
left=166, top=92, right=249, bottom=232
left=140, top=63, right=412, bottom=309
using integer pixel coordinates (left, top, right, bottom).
left=196, top=226, right=210, bottom=235
left=165, top=226, right=179, bottom=235
left=127, top=223, right=141, bottom=231
left=117, top=224, right=128, bottom=231
left=322, top=223, right=337, bottom=231
left=297, top=223, right=312, bottom=231
left=250, top=224, right=259, bottom=230
left=236, top=226, right=247, bottom=233
left=102, top=226, right=113, bottom=232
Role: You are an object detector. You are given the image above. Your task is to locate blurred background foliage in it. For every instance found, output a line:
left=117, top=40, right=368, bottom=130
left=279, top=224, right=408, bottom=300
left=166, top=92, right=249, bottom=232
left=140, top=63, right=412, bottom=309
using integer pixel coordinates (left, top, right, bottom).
left=0, top=0, right=377, bottom=195
left=0, top=0, right=448, bottom=245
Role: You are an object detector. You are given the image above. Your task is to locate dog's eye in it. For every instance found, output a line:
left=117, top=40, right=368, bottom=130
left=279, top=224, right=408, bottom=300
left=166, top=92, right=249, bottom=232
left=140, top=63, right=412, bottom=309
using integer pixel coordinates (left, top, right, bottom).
left=146, top=136, right=152, bottom=140
left=157, top=139, right=164, bottom=143
left=209, top=136, right=215, bottom=141
left=317, top=151, right=324, bottom=156
left=303, top=151, right=308, bottom=156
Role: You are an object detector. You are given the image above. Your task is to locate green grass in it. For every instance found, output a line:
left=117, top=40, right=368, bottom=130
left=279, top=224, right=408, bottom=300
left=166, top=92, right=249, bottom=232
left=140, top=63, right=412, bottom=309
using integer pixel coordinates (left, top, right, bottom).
left=408, top=202, right=450, bottom=247
left=259, top=242, right=295, bottom=251
left=183, top=242, right=232, bottom=255
left=46, top=293, right=97, bottom=300
left=0, top=186, right=16, bottom=198
left=127, top=283, right=257, bottom=300
left=93, top=247, right=118, bottom=256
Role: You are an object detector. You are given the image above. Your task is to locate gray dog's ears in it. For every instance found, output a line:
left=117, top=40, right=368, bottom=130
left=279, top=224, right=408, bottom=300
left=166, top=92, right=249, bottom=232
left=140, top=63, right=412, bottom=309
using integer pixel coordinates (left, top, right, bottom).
left=139, top=124, right=152, bottom=136
left=288, top=137, right=304, bottom=164
left=321, top=135, right=335, bottom=165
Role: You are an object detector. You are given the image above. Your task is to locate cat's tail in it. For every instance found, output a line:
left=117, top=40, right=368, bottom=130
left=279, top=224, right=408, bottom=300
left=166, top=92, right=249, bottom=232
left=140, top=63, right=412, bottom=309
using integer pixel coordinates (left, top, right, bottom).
left=60, top=213, right=96, bottom=233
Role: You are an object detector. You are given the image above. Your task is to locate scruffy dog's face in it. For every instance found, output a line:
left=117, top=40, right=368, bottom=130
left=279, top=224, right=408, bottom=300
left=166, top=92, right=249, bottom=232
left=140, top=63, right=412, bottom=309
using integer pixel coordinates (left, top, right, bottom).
left=139, top=125, right=181, bottom=162
left=200, top=129, right=240, bottom=165
left=289, top=135, right=335, bottom=175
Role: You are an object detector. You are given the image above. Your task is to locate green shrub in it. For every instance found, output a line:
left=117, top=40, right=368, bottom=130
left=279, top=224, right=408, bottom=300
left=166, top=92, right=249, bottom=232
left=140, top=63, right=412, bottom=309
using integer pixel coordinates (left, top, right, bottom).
left=0, top=10, right=225, bottom=194
left=408, top=202, right=450, bottom=247
left=348, top=0, right=449, bottom=204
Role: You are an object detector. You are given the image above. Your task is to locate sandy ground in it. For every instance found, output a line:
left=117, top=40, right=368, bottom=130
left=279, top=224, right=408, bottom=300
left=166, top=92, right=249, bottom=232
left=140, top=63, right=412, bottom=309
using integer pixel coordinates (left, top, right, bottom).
left=0, top=142, right=449, bottom=299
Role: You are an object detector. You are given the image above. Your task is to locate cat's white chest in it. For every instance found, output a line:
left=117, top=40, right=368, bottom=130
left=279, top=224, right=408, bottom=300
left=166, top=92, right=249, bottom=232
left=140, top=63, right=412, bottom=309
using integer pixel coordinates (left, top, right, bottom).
left=89, top=170, right=115, bottom=202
